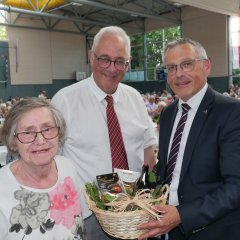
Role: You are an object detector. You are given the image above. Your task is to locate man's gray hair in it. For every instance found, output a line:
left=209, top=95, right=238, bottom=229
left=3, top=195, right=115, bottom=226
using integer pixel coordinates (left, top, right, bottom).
left=163, top=38, right=208, bottom=64
left=91, top=26, right=131, bottom=57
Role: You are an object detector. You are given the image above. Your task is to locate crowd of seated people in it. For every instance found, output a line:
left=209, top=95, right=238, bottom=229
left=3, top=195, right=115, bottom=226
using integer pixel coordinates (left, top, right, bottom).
left=142, top=90, right=175, bottom=154
left=0, top=97, right=23, bottom=119
left=222, top=84, right=240, bottom=99
left=0, top=85, right=239, bottom=162
left=144, top=84, right=240, bottom=124
left=143, top=85, right=240, bottom=155
left=143, top=90, right=176, bottom=123
left=0, top=91, right=49, bottom=120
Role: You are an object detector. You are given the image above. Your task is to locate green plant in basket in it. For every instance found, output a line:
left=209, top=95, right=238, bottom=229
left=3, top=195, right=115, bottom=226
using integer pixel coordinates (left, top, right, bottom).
left=85, top=182, right=107, bottom=210
left=84, top=169, right=169, bottom=240
left=85, top=166, right=169, bottom=212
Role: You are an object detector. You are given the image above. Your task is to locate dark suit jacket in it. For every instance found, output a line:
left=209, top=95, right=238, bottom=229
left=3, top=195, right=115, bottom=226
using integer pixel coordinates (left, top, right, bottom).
left=157, top=87, right=240, bottom=240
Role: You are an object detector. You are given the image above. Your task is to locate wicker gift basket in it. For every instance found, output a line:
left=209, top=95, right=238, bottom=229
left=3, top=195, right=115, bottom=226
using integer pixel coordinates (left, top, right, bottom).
left=84, top=184, right=169, bottom=239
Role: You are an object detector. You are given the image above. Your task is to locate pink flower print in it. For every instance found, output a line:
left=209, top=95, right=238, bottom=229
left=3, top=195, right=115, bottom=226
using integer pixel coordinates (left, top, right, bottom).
left=49, top=177, right=81, bottom=229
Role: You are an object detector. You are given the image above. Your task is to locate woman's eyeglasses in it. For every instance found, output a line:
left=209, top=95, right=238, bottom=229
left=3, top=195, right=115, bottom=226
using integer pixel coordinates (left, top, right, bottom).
left=14, top=126, right=60, bottom=144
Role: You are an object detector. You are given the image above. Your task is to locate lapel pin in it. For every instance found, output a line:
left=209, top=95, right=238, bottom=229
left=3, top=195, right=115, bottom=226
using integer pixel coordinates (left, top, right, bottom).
left=202, top=109, right=208, bottom=114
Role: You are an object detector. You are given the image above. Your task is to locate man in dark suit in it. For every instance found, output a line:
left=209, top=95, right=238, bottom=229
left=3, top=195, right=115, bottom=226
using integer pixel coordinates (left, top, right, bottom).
left=138, top=38, right=240, bottom=240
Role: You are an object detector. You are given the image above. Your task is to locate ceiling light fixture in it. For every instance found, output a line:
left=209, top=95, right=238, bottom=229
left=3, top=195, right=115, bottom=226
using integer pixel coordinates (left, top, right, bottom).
left=72, top=2, right=83, bottom=7
left=172, top=2, right=184, bottom=7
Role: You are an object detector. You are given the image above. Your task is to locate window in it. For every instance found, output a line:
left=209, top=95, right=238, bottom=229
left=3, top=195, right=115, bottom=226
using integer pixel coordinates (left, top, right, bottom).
left=0, top=10, right=7, bottom=40
left=230, top=16, right=240, bottom=85
left=125, top=26, right=181, bottom=81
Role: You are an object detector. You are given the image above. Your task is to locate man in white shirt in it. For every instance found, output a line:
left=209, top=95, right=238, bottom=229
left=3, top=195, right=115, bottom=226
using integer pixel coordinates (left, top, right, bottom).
left=52, top=26, right=157, bottom=239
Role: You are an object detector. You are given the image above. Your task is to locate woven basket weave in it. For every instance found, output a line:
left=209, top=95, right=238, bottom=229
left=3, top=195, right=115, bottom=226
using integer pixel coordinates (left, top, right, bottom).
left=85, top=185, right=169, bottom=239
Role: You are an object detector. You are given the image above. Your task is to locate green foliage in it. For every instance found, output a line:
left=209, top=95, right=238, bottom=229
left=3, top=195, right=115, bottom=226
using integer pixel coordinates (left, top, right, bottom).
left=130, top=26, right=181, bottom=80
left=232, top=69, right=240, bottom=85
left=85, top=182, right=107, bottom=210
left=0, top=26, right=7, bottom=40
left=131, top=27, right=181, bottom=69
left=147, top=27, right=181, bottom=67
left=0, top=10, right=7, bottom=40
left=233, top=68, right=240, bottom=75
left=131, top=35, right=144, bottom=69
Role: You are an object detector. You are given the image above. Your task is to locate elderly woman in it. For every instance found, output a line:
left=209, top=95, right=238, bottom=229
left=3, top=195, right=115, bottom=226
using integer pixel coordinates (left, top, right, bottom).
left=0, top=98, right=87, bottom=240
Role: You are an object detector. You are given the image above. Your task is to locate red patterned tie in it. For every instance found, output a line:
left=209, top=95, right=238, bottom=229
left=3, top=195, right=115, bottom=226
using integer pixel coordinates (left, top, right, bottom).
left=105, top=95, right=129, bottom=170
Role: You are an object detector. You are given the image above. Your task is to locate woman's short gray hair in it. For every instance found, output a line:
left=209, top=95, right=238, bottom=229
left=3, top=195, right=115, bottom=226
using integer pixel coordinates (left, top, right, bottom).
left=1, top=97, right=66, bottom=156
left=163, top=38, right=208, bottom=64
left=91, top=26, right=131, bottom=57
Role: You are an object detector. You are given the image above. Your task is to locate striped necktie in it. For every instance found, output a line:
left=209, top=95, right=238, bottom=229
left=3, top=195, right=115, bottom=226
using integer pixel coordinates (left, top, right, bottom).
left=166, top=103, right=191, bottom=184
left=105, top=95, right=129, bottom=170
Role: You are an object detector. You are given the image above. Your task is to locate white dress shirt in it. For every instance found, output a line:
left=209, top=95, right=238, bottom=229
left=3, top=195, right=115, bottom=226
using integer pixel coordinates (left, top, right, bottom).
left=51, top=74, right=157, bottom=218
left=168, top=83, right=208, bottom=205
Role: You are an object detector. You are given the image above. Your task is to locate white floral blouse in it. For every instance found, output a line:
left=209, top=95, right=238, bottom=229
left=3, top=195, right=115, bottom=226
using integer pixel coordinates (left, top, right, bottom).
left=0, top=155, right=87, bottom=240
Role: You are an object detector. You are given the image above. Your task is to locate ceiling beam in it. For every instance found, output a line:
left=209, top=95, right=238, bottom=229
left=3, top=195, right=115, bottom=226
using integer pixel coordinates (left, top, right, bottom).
left=0, top=5, right=109, bottom=26
left=67, top=0, right=181, bottom=24
left=171, top=0, right=240, bottom=16
left=0, top=22, right=86, bottom=34
left=0, top=5, right=143, bottom=33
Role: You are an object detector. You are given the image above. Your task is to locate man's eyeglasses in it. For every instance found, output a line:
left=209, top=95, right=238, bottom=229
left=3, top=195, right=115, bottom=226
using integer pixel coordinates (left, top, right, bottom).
left=165, top=58, right=205, bottom=75
left=93, top=52, right=129, bottom=71
left=14, top=127, right=60, bottom=144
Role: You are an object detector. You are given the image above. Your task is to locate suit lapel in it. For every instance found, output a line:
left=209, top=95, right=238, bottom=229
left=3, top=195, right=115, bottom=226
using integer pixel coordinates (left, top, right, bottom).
left=179, top=87, right=215, bottom=183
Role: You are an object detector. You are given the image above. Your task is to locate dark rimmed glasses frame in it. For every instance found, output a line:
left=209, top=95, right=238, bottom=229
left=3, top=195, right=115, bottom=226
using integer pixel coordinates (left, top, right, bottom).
left=164, top=58, right=206, bottom=75
left=93, top=52, right=129, bottom=71
left=14, top=126, right=60, bottom=144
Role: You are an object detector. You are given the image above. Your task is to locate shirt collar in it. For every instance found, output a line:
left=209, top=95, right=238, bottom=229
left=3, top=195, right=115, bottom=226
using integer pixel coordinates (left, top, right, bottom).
left=178, top=83, right=208, bottom=110
left=88, top=73, right=120, bottom=103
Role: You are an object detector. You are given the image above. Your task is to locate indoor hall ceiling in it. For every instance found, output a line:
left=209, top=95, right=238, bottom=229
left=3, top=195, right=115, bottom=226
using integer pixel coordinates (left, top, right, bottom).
left=0, top=0, right=182, bottom=36
left=0, top=0, right=239, bottom=37
left=168, top=0, right=240, bottom=16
